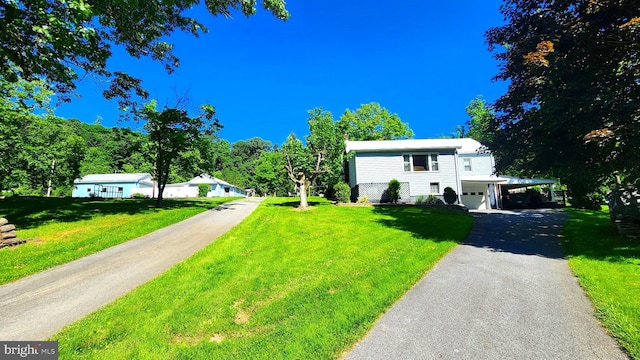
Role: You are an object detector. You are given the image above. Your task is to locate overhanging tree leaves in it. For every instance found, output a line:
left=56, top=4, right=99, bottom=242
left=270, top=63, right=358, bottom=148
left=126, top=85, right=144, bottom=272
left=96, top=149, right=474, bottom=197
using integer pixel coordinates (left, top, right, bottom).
left=139, top=100, right=221, bottom=207
left=486, top=0, right=640, bottom=205
left=0, top=0, right=289, bottom=107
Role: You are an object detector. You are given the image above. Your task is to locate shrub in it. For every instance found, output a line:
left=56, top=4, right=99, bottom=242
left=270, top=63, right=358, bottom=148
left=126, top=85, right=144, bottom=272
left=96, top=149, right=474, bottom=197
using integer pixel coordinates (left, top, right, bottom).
left=131, top=193, right=147, bottom=199
left=334, top=182, right=351, bottom=203
left=198, top=184, right=210, bottom=198
left=388, top=179, right=401, bottom=204
left=572, top=191, right=605, bottom=210
left=415, top=195, right=426, bottom=205
left=443, top=187, right=457, bottom=205
left=427, top=195, right=444, bottom=205
left=357, top=195, right=370, bottom=204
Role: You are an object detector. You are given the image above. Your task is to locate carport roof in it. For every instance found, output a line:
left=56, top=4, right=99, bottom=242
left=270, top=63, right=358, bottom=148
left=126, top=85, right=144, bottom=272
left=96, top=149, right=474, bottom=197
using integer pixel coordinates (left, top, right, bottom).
left=461, top=175, right=557, bottom=187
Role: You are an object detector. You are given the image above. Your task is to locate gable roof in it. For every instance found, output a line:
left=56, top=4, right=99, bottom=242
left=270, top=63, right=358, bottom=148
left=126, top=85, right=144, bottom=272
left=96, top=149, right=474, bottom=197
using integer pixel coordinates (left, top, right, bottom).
left=345, top=138, right=484, bottom=154
left=74, top=173, right=152, bottom=184
left=188, top=174, right=232, bottom=187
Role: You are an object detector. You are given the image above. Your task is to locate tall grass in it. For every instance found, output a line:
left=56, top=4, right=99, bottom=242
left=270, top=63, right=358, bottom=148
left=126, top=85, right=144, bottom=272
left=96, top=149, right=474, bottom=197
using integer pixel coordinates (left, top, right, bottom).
left=0, top=196, right=239, bottom=284
left=54, top=198, right=473, bottom=359
left=562, top=208, right=640, bottom=358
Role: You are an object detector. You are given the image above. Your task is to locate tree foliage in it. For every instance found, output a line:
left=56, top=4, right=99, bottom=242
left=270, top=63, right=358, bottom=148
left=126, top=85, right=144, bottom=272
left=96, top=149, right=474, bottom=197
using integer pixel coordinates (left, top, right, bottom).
left=138, top=100, right=221, bottom=207
left=463, top=96, right=496, bottom=145
left=0, top=0, right=289, bottom=107
left=337, top=102, right=414, bottom=141
left=486, top=0, right=640, bottom=203
left=254, top=150, right=288, bottom=196
left=282, top=108, right=345, bottom=209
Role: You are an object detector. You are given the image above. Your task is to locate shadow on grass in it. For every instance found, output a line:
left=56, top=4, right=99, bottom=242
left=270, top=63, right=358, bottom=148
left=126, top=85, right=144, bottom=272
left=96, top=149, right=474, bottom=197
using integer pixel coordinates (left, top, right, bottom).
left=562, top=208, right=640, bottom=264
left=0, top=196, right=231, bottom=230
left=372, top=205, right=474, bottom=243
left=264, top=196, right=331, bottom=208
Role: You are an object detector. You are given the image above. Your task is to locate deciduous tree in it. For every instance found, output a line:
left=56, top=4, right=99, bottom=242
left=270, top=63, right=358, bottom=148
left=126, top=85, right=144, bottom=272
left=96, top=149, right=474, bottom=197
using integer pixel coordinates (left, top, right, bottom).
left=337, top=102, right=414, bottom=141
left=464, top=96, right=495, bottom=145
left=254, top=150, right=288, bottom=196
left=282, top=108, right=345, bottom=209
left=486, top=0, right=640, bottom=205
left=139, top=100, right=221, bottom=207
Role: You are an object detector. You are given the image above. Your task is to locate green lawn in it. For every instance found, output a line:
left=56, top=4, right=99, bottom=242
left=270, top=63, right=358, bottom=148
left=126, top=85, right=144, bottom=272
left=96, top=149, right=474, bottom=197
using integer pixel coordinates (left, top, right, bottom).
left=562, top=208, right=640, bottom=359
left=53, top=198, right=473, bottom=359
left=0, top=196, right=239, bottom=284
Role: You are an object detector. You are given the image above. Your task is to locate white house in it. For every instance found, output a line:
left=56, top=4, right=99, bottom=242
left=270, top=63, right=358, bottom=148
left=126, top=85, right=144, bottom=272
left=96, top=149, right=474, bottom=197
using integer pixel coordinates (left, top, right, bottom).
left=130, top=174, right=246, bottom=198
left=345, top=138, right=557, bottom=210
left=181, top=174, right=247, bottom=197
left=72, top=173, right=154, bottom=198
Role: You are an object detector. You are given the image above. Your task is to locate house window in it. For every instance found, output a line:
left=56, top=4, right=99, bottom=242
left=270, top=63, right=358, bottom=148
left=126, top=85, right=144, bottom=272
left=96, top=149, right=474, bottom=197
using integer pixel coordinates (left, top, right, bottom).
left=403, top=153, right=439, bottom=172
left=464, top=158, right=472, bottom=171
left=86, top=188, right=91, bottom=192
left=430, top=182, right=440, bottom=194
left=412, top=155, right=428, bottom=171
left=101, top=187, right=107, bottom=192
left=118, top=187, right=123, bottom=192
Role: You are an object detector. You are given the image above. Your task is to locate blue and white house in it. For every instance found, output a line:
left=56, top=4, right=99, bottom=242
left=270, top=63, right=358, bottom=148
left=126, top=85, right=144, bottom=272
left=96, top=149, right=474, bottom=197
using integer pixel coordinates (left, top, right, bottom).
left=345, top=138, right=557, bottom=210
left=130, top=173, right=246, bottom=198
left=182, top=174, right=247, bottom=197
left=72, top=173, right=154, bottom=198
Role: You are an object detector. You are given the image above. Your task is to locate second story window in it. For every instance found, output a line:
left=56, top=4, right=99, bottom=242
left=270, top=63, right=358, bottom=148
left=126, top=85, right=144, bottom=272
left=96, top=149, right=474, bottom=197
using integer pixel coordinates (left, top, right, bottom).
left=412, top=155, right=428, bottom=171
left=464, top=158, right=472, bottom=171
left=403, top=153, right=440, bottom=172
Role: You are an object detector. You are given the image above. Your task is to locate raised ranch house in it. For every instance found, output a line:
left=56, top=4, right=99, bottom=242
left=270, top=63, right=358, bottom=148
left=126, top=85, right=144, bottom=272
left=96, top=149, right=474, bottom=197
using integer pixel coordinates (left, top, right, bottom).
left=345, top=138, right=557, bottom=210
left=72, top=173, right=245, bottom=199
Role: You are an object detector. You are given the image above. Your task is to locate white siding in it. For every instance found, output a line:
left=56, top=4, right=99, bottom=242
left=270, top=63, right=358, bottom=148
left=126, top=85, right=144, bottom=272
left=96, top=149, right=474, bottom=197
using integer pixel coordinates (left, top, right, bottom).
left=354, top=152, right=459, bottom=196
left=458, top=153, right=493, bottom=176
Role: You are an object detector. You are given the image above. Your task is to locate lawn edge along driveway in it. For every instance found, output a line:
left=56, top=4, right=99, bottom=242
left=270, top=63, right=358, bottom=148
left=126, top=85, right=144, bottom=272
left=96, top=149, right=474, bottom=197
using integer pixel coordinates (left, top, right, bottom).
left=0, top=197, right=264, bottom=341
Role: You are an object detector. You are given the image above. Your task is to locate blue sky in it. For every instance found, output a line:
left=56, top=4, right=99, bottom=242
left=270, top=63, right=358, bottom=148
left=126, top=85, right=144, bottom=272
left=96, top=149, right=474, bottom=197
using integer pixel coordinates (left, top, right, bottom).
left=54, top=1, right=508, bottom=145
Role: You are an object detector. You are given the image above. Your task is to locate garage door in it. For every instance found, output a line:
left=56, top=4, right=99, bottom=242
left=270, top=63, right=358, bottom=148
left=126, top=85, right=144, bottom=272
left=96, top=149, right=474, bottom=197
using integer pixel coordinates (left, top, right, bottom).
left=461, top=184, right=487, bottom=210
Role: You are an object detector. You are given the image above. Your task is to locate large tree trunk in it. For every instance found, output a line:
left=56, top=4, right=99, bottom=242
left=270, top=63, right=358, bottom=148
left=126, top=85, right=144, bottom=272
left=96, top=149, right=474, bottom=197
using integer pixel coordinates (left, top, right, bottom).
left=299, top=182, right=308, bottom=209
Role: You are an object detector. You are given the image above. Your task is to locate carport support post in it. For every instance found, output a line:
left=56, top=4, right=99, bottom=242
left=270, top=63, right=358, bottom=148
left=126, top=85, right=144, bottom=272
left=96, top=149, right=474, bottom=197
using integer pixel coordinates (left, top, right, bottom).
left=550, top=184, right=556, bottom=202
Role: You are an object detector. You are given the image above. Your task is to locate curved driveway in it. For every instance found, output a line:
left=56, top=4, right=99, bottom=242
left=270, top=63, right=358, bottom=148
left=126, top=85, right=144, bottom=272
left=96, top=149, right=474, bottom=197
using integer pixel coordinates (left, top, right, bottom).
left=346, top=209, right=628, bottom=360
left=0, top=197, right=263, bottom=341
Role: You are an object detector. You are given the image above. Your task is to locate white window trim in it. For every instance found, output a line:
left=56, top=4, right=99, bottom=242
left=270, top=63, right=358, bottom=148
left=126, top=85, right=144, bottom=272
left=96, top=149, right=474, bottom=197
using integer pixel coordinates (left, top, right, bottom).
left=463, top=158, right=472, bottom=171
left=403, top=153, right=440, bottom=172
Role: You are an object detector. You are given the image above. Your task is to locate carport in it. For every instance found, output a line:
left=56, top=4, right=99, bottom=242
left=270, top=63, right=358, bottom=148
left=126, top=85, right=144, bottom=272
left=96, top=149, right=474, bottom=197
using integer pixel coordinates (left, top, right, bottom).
left=459, top=175, right=558, bottom=210
left=497, top=176, right=558, bottom=209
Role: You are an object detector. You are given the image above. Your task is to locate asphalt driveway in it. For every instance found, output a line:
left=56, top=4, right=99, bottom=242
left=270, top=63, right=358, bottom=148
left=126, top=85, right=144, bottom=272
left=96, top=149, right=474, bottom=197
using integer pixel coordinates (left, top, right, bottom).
left=0, top=197, right=263, bottom=341
left=345, top=209, right=628, bottom=360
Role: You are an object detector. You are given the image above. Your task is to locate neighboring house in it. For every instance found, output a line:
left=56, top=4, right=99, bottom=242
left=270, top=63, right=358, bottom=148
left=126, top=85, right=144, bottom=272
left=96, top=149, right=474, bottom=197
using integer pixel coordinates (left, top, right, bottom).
left=183, top=174, right=247, bottom=198
left=131, top=173, right=246, bottom=198
left=345, top=138, right=557, bottom=210
left=72, top=173, right=154, bottom=198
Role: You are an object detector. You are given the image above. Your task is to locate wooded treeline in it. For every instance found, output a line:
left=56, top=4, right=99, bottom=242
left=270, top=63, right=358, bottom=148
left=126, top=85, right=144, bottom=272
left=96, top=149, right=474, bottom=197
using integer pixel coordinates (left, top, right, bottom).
left=0, top=113, right=291, bottom=197
left=0, top=102, right=414, bottom=200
